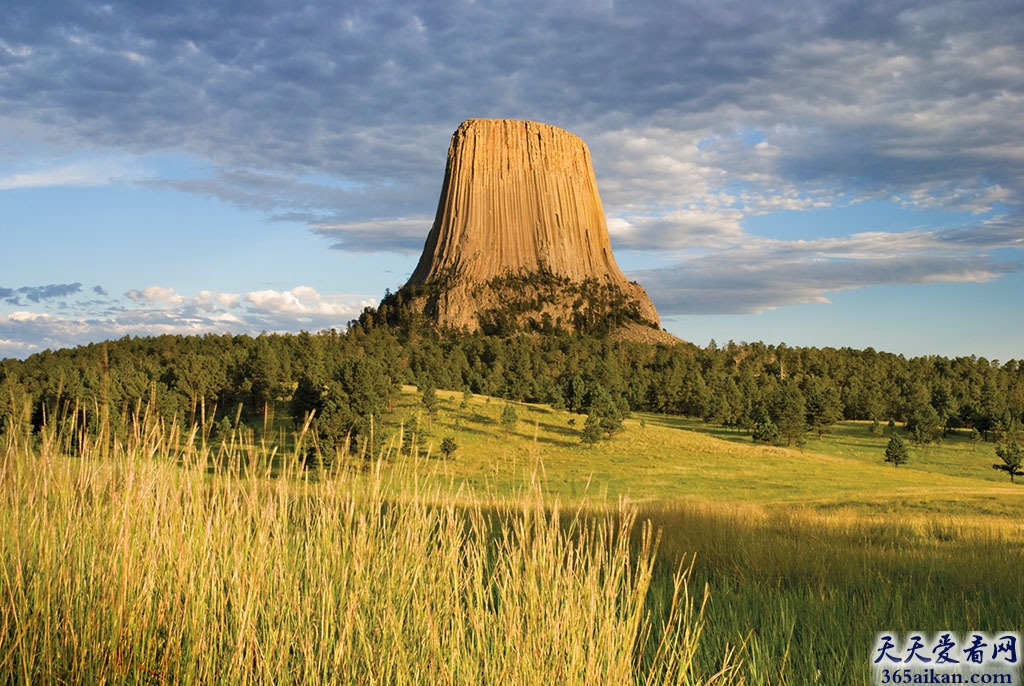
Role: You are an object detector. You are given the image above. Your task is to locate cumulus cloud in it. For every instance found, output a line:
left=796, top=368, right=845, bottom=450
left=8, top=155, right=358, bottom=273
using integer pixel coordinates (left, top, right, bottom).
left=608, top=209, right=747, bottom=251
left=1, top=283, right=83, bottom=305
left=0, top=311, right=93, bottom=357
left=244, top=286, right=374, bottom=325
left=0, top=285, right=374, bottom=358
left=0, top=337, right=33, bottom=360
left=633, top=218, right=1024, bottom=315
left=1, top=0, right=1023, bottom=348
left=3, top=0, right=1021, bottom=219
left=125, top=286, right=185, bottom=304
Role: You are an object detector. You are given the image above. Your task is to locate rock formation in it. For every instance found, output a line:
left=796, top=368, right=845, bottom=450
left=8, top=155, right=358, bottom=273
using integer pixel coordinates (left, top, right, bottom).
left=398, top=118, right=665, bottom=337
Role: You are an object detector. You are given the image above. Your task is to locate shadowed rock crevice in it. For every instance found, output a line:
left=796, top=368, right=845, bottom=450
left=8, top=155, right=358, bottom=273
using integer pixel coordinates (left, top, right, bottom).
left=396, top=118, right=670, bottom=338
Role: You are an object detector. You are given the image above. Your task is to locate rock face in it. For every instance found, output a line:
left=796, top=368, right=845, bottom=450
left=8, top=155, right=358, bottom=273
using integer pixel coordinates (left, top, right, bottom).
left=401, top=118, right=662, bottom=335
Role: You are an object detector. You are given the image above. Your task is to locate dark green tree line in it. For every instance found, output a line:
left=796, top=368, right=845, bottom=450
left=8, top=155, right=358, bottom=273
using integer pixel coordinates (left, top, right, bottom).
left=2, top=310, right=1022, bottom=459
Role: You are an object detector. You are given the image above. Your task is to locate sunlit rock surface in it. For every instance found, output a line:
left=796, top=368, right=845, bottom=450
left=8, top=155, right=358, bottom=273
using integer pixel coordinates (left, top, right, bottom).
left=403, top=118, right=668, bottom=338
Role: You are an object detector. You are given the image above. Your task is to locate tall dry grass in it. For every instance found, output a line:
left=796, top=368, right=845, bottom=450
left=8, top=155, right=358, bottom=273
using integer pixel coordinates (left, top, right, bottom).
left=637, top=498, right=1024, bottom=685
left=0, top=410, right=740, bottom=685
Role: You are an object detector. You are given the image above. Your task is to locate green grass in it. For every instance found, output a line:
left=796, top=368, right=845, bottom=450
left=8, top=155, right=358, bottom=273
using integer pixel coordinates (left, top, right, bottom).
left=379, top=389, right=1024, bottom=684
left=648, top=414, right=1013, bottom=485
left=3, top=387, right=1022, bottom=685
left=637, top=498, right=1023, bottom=684
left=389, top=389, right=1022, bottom=518
left=0, top=411, right=739, bottom=685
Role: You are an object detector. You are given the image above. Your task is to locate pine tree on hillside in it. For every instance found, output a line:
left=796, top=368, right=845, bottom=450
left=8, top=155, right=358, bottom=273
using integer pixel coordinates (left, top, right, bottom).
left=752, top=416, right=780, bottom=445
left=775, top=380, right=807, bottom=447
left=993, top=441, right=1023, bottom=483
left=440, top=435, right=458, bottom=460
left=500, top=404, right=519, bottom=437
left=885, top=435, right=909, bottom=468
left=580, top=414, right=603, bottom=445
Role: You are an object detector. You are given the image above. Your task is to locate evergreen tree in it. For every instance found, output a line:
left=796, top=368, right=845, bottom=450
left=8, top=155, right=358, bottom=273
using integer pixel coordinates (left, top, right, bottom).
left=500, top=404, right=519, bottom=437
left=751, top=417, right=780, bottom=445
left=907, top=404, right=942, bottom=444
left=993, top=441, right=1023, bottom=483
left=804, top=377, right=843, bottom=439
left=440, top=435, right=458, bottom=460
left=566, top=373, right=587, bottom=414
left=307, top=355, right=398, bottom=453
left=314, top=382, right=357, bottom=451
left=586, top=384, right=625, bottom=437
left=290, top=374, right=325, bottom=425
left=679, top=362, right=709, bottom=418
left=242, top=336, right=283, bottom=416
left=885, top=435, right=909, bottom=468
left=976, top=378, right=1008, bottom=440
left=774, top=380, right=807, bottom=446
left=421, top=383, right=438, bottom=423
left=211, top=415, right=235, bottom=443
left=580, top=414, right=603, bottom=445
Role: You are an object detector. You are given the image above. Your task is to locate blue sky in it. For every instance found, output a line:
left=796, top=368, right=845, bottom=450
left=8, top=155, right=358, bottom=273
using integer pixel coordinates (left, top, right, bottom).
left=1, top=0, right=1022, bottom=360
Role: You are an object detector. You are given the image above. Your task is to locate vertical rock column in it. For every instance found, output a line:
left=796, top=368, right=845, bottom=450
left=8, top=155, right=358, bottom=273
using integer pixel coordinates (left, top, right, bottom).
left=405, top=118, right=660, bottom=331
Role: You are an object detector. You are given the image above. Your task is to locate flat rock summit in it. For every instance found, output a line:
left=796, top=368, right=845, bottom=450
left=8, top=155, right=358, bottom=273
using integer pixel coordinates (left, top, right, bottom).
left=396, top=118, right=671, bottom=340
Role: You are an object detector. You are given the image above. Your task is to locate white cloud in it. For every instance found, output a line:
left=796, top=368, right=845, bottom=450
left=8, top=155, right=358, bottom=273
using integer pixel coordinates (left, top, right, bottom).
left=633, top=221, right=1024, bottom=315
left=0, top=161, right=134, bottom=191
left=0, top=285, right=376, bottom=358
left=8, top=311, right=52, bottom=323
left=125, top=286, right=185, bottom=304
left=244, top=286, right=373, bottom=323
left=216, top=293, right=241, bottom=308
left=0, top=311, right=92, bottom=356
left=609, top=208, right=747, bottom=251
left=0, top=337, right=32, bottom=359
left=0, top=38, right=31, bottom=58
left=5, top=0, right=1019, bottom=232
left=1, top=0, right=1023, bottom=351
left=118, top=284, right=373, bottom=327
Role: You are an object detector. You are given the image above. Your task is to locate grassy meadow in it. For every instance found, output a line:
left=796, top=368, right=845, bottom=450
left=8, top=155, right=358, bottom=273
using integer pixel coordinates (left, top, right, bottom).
left=2, top=386, right=1022, bottom=684
left=399, top=387, right=1021, bottom=513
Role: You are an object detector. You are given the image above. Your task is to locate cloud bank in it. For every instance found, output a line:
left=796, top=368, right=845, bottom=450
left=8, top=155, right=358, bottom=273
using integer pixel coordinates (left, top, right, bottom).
left=0, top=285, right=373, bottom=358
left=1, top=0, right=1022, bottom=351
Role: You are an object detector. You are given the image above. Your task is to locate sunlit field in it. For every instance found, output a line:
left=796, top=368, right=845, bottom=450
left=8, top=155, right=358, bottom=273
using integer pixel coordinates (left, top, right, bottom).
left=2, top=388, right=1021, bottom=684
left=0, top=408, right=738, bottom=685
left=392, top=389, right=1024, bottom=683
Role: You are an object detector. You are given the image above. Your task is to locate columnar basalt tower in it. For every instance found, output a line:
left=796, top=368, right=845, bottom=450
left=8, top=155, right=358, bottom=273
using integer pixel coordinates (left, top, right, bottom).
left=401, top=118, right=663, bottom=336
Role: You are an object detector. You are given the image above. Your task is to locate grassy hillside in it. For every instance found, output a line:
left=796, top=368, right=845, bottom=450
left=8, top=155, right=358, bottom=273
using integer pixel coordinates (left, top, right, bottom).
left=374, top=388, right=1024, bottom=683
left=386, top=387, right=1022, bottom=519
left=1, top=403, right=754, bottom=685
left=3, top=386, right=1021, bottom=684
